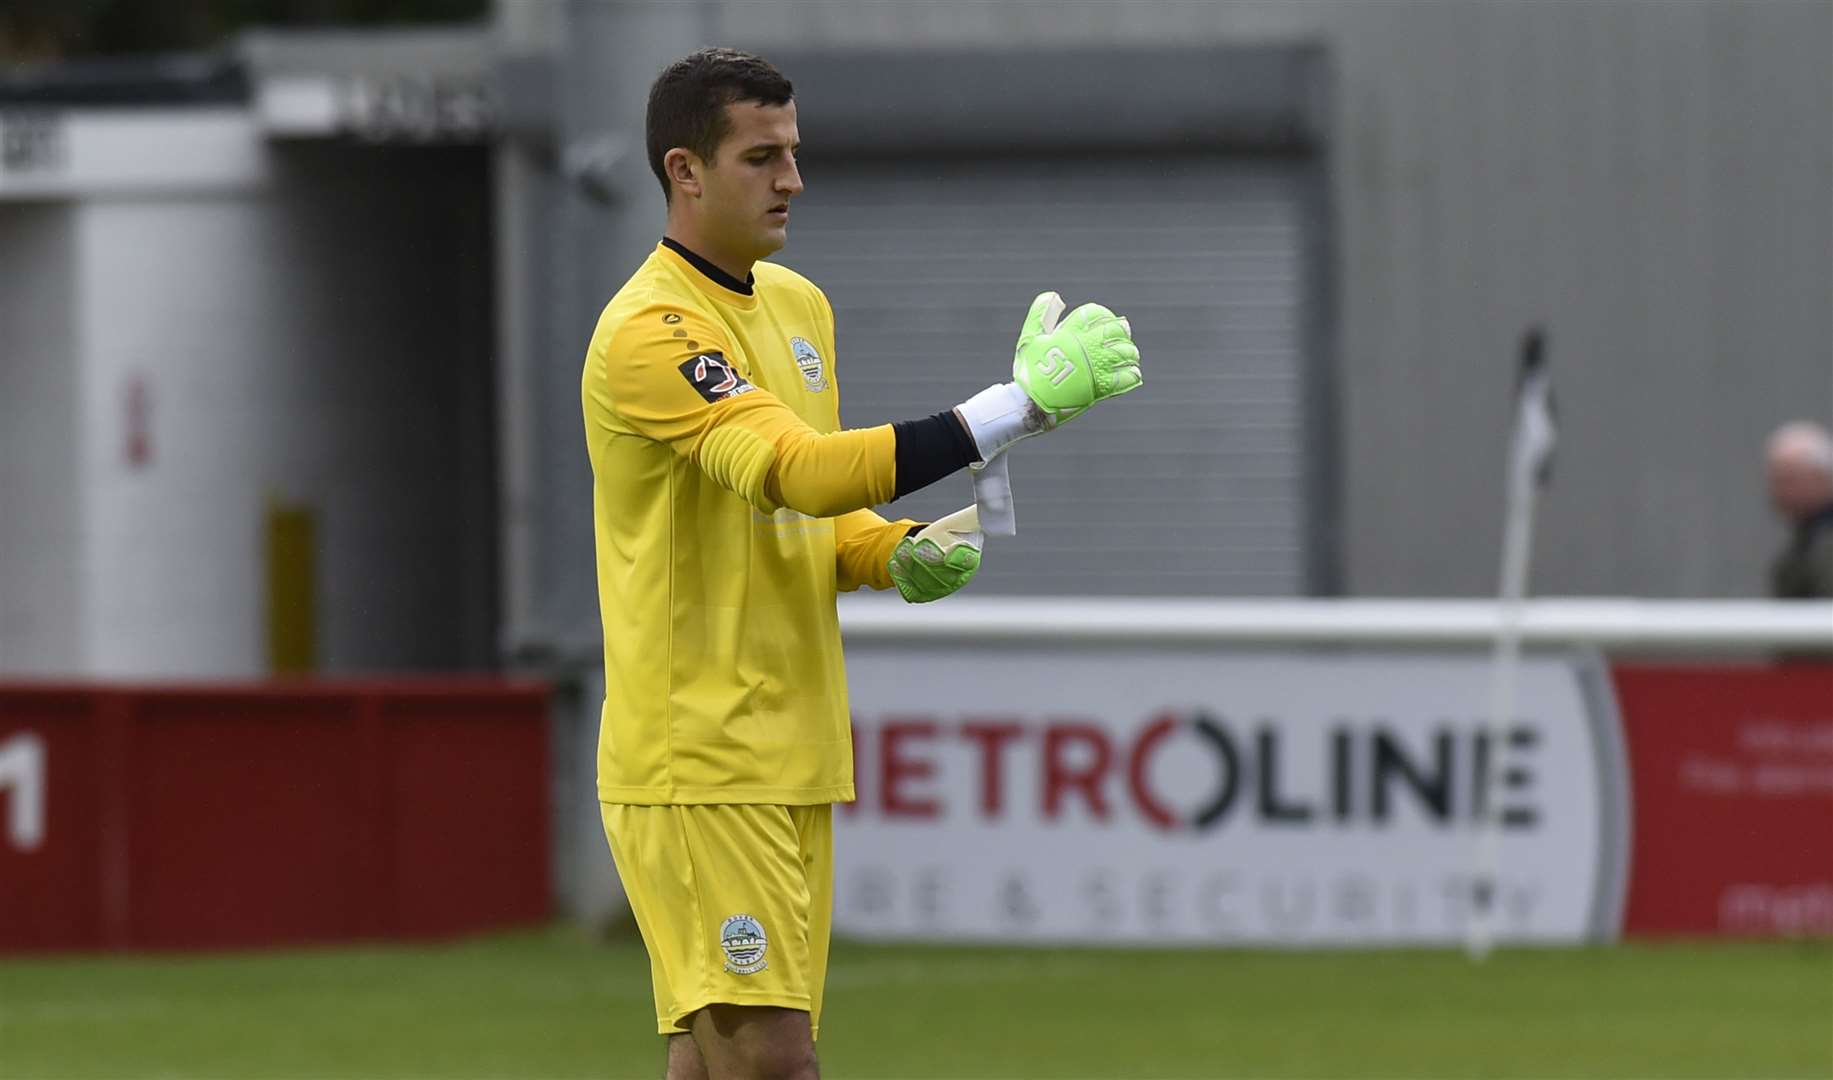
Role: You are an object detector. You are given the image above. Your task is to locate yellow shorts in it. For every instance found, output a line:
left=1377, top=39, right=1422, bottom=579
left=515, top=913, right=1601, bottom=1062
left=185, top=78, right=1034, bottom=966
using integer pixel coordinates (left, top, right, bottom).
left=600, top=802, right=833, bottom=1038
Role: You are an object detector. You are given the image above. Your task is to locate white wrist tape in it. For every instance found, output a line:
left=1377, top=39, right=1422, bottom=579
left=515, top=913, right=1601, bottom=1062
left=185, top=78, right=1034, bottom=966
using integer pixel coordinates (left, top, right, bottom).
left=971, top=455, right=1016, bottom=536
left=954, top=381, right=1047, bottom=462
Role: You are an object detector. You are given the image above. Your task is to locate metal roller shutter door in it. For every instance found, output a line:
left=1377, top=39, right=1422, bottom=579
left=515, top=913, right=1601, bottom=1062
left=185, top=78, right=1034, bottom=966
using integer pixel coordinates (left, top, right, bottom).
left=781, top=155, right=1318, bottom=596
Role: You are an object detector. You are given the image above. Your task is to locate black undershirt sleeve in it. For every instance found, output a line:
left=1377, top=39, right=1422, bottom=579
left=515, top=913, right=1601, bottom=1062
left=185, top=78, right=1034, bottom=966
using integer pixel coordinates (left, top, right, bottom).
left=891, top=410, right=979, bottom=501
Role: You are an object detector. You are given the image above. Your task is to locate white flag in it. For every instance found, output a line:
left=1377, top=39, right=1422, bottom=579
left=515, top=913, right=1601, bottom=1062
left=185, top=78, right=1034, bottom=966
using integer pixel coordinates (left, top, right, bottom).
left=1509, top=330, right=1557, bottom=492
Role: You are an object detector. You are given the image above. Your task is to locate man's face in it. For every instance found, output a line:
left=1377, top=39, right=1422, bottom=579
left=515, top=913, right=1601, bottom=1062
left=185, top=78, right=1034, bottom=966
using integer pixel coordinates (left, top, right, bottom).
left=695, top=100, right=803, bottom=261
left=1769, top=456, right=1833, bottom=522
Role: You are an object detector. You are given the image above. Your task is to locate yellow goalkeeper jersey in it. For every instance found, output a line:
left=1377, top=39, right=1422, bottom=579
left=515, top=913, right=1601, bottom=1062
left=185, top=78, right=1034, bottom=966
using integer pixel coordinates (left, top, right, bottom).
left=582, top=240, right=912, bottom=806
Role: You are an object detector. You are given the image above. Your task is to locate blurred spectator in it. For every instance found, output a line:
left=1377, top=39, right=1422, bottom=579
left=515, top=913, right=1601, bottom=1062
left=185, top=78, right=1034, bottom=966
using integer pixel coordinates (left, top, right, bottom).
left=1765, top=421, right=1833, bottom=599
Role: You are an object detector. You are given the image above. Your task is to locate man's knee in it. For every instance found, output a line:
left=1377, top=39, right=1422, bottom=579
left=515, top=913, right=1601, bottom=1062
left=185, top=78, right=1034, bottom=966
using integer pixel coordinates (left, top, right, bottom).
left=665, top=1032, right=710, bottom=1080
left=742, top=1043, right=817, bottom=1080
left=690, top=1004, right=818, bottom=1080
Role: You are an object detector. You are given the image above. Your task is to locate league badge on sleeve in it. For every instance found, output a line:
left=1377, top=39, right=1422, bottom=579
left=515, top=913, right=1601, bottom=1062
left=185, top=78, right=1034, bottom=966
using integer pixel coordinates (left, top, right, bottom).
left=790, top=336, right=828, bottom=393
left=679, top=352, right=756, bottom=403
left=719, top=913, right=769, bottom=974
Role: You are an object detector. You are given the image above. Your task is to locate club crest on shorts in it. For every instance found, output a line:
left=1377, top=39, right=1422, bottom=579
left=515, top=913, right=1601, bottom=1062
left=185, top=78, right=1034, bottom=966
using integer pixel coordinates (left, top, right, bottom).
left=719, top=913, right=769, bottom=975
left=790, top=336, right=828, bottom=393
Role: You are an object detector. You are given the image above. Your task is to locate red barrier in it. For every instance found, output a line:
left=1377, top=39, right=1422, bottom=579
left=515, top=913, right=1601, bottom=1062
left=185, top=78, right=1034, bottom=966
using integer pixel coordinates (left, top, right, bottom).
left=10, top=668, right=1826, bottom=949
left=0, top=682, right=549, bottom=952
left=1616, top=664, right=1833, bottom=938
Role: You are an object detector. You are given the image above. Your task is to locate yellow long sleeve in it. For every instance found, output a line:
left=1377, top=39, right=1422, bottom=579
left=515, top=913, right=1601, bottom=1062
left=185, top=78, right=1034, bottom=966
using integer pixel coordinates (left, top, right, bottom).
left=596, top=303, right=897, bottom=517
left=833, top=508, right=917, bottom=592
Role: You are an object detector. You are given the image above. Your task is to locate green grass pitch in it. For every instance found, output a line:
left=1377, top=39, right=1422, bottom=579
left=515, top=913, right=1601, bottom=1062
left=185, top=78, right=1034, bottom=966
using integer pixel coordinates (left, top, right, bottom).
left=2, top=926, right=1828, bottom=1079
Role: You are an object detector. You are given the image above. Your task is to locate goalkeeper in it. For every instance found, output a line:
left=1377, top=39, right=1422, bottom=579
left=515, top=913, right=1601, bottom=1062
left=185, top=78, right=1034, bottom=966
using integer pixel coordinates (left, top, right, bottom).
left=582, top=47, right=1141, bottom=1080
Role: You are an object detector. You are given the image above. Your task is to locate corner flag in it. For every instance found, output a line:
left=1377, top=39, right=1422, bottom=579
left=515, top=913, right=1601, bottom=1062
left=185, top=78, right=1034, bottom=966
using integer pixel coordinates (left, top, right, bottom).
left=1468, top=328, right=1557, bottom=961
left=1509, top=330, right=1557, bottom=494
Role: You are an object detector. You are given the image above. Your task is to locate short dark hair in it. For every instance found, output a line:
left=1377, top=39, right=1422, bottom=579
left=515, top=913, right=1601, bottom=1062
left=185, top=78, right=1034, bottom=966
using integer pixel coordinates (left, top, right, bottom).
left=646, top=47, right=794, bottom=202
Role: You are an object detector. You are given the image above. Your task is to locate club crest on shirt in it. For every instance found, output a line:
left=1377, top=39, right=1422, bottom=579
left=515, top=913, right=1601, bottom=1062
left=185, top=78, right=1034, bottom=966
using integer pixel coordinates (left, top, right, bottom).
left=720, top=913, right=769, bottom=974
left=678, top=352, right=755, bottom=403
left=790, top=336, right=828, bottom=393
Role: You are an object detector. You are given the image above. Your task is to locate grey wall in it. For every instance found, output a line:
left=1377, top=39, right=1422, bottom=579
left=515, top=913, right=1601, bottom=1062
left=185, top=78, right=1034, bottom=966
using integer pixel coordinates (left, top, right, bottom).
left=0, top=206, right=80, bottom=670
left=706, top=0, right=1833, bottom=597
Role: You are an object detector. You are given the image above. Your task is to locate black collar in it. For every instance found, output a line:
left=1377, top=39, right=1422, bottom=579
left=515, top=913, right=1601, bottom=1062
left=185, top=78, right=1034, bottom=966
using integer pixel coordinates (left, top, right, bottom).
left=662, top=237, right=754, bottom=296
left=1799, top=501, right=1833, bottom=539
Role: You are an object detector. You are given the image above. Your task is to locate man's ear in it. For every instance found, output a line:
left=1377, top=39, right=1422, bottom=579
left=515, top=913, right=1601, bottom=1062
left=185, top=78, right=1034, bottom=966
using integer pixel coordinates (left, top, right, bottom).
left=665, top=148, right=702, bottom=199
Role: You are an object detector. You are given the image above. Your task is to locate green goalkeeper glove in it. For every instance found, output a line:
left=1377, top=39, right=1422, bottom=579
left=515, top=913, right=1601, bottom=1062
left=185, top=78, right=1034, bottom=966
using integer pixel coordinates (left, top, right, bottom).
left=953, top=291, right=1142, bottom=461
left=888, top=505, right=982, bottom=603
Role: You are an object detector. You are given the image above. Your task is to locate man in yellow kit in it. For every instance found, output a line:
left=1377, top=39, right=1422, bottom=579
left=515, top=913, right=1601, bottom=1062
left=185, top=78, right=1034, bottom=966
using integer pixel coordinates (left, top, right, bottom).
left=581, top=48, right=1142, bottom=1079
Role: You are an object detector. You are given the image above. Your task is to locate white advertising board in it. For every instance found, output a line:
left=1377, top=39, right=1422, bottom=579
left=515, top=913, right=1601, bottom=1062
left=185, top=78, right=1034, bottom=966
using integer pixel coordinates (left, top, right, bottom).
left=835, top=646, right=1627, bottom=946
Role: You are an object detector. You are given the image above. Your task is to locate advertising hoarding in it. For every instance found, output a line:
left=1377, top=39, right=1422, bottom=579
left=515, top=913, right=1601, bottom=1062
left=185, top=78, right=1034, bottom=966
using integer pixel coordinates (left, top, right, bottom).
left=838, top=647, right=1628, bottom=946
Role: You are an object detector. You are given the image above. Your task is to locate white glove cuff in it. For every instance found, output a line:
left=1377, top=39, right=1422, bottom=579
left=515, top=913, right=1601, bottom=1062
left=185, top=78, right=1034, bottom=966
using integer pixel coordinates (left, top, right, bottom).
left=954, top=381, right=1045, bottom=462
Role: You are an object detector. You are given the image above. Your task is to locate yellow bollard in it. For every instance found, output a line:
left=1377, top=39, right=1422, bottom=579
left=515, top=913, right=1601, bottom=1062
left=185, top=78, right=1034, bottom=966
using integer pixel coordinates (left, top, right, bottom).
left=264, top=500, right=317, bottom=675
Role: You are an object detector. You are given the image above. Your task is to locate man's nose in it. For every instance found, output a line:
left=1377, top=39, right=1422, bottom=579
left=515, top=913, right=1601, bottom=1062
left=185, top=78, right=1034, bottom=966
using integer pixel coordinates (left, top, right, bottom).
left=779, top=162, right=804, bottom=196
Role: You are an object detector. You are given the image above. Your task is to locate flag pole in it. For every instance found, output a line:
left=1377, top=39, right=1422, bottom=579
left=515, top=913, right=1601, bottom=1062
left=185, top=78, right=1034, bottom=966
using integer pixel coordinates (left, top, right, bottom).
left=1467, top=329, right=1554, bottom=962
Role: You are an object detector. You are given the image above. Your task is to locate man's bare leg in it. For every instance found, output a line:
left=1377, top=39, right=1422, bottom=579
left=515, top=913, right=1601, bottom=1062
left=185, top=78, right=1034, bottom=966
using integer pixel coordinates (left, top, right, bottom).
left=688, top=1004, right=817, bottom=1080
left=665, top=1032, right=710, bottom=1080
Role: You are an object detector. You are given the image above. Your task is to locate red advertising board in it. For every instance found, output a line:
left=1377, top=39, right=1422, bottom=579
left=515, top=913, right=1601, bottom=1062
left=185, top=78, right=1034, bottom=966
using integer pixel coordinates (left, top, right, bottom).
left=0, top=682, right=550, bottom=952
left=1616, top=664, right=1833, bottom=937
left=7, top=665, right=1827, bottom=951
